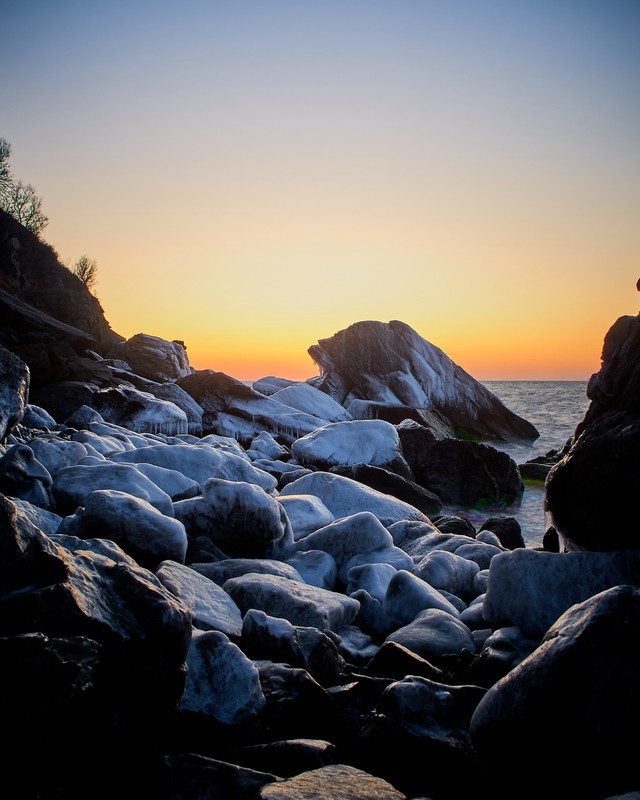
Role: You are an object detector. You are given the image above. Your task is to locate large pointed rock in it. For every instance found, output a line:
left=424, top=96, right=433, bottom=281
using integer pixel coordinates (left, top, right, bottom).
left=308, top=320, right=538, bottom=441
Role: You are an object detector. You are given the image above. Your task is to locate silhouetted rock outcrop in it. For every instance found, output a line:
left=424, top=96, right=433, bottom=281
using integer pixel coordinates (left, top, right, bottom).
left=545, top=314, right=640, bottom=550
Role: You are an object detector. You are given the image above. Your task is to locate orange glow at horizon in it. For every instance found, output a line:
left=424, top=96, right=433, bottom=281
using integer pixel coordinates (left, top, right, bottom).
left=3, top=1, right=638, bottom=382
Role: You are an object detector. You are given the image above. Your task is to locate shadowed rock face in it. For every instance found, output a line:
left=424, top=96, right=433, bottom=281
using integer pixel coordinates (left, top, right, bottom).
left=545, top=315, right=640, bottom=550
left=0, top=209, right=121, bottom=354
left=308, top=320, right=538, bottom=442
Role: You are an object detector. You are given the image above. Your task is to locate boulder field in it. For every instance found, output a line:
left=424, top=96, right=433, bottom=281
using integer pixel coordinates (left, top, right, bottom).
left=1, top=210, right=638, bottom=800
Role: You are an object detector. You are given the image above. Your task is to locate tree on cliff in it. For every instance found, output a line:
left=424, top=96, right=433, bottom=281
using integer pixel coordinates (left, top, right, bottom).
left=69, top=254, right=98, bottom=291
left=0, top=136, right=49, bottom=238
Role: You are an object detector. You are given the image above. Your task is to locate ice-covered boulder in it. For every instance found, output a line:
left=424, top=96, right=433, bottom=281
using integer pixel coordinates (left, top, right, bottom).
left=91, top=386, right=189, bottom=437
left=110, top=442, right=277, bottom=493
left=279, top=472, right=432, bottom=527
left=276, top=494, right=335, bottom=540
left=56, top=489, right=187, bottom=568
left=385, top=608, right=476, bottom=664
left=174, top=478, right=292, bottom=559
left=270, top=382, right=352, bottom=423
left=293, top=511, right=398, bottom=584
left=291, top=419, right=412, bottom=478
left=29, top=437, right=90, bottom=478
left=106, top=333, right=193, bottom=382
left=144, top=382, right=204, bottom=437
left=413, top=550, right=480, bottom=602
left=308, top=320, right=538, bottom=441
left=51, top=461, right=175, bottom=516
left=383, top=569, right=461, bottom=627
left=177, top=370, right=334, bottom=444
left=177, top=629, right=265, bottom=728
left=0, top=443, right=52, bottom=508
left=156, top=560, right=243, bottom=637
left=0, top=345, right=29, bottom=442
left=223, top=573, right=360, bottom=632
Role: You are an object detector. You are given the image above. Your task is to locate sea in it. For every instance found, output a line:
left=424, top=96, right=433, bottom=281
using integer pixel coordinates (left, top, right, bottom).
left=455, top=381, right=591, bottom=547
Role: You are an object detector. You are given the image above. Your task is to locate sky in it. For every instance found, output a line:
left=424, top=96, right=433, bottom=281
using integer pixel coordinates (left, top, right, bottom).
left=3, top=0, right=639, bottom=381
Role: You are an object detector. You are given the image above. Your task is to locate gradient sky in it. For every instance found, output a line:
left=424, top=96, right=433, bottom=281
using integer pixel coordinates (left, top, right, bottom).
left=3, top=0, right=639, bottom=381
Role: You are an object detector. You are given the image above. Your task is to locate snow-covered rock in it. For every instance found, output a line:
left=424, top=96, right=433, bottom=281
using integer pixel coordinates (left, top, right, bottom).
left=308, top=320, right=539, bottom=441
left=29, top=437, right=90, bottom=478
left=291, top=419, right=411, bottom=477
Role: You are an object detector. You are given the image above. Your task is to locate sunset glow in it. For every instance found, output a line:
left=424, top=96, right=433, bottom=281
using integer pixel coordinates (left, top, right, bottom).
left=4, top=0, right=639, bottom=382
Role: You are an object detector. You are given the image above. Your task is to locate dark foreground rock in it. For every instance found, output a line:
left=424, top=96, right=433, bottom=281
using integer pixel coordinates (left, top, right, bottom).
left=545, top=315, right=640, bottom=551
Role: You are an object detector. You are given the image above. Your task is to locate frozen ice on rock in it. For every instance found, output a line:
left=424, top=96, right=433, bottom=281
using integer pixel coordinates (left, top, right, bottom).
left=71, top=429, right=130, bottom=455
left=110, top=442, right=277, bottom=493
left=29, top=437, right=90, bottom=478
left=276, top=494, right=335, bottom=541
left=290, top=419, right=411, bottom=477
left=57, top=489, right=187, bottom=567
left=270, top=382, right=353, bottom=423
left=284, top=550, right=338, bottom=590
left=483, top=548, right=640, bottom=640
left=413, top=550, right=480, bottom=602
left=292, top=511, right=394, bottom=583
left=248, top=431, right=290, bottom=461
left=155, top=560, right=243, bottom=637
left=279, top=472, right=431, bottom=527
left=223, top=573, right=360, bottom=632
left=385, top=607, right=476, bottom=664
left=346, top=563, right=398, bottom=603
left=175, top=478, right=292, bottom=559
left=130, top=462, right=200, bottom=502
left=178, top=629, right=266, bottom=727
left=191, top=558, right=304, bottom=587
left=52, top=461, right=175, bottom=516
left=383, top=569, right=460, bottom=628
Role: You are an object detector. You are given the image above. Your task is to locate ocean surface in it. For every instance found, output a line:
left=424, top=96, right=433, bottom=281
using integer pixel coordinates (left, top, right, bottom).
left=454, top=381, right=591, bottom=547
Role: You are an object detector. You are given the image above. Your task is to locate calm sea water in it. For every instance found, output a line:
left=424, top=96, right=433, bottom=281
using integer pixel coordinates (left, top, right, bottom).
left=443, top=381, right=591, bottom=547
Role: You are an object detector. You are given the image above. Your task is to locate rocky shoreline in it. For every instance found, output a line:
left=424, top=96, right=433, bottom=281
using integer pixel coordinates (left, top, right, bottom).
left=2, top=208, right=640, bottom=799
